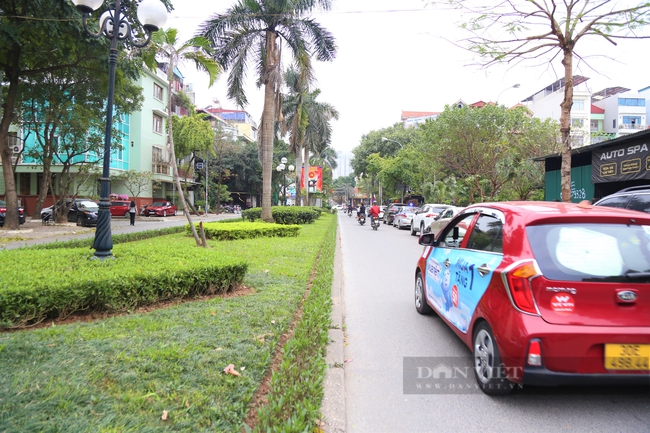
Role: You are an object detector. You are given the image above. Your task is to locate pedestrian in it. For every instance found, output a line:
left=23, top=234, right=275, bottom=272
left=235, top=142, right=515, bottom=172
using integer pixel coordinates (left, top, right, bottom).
left=129, top=200, right=137, bottom=226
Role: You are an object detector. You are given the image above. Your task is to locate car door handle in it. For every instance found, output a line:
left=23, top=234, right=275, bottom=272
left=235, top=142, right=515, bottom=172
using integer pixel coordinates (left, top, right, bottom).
left=477, top=263, right=491, bottom=277
left=443, top=258, right=451, bottom=268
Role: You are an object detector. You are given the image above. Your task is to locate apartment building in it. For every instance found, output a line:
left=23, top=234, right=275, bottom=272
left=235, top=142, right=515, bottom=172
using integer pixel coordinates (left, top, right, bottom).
left=523, top=75, right=592, bottom=148
left=593, top=87, right=647, bottom=138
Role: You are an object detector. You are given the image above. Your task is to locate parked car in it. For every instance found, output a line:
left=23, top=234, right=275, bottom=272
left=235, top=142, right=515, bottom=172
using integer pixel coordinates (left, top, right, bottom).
left=0, top=200, right=26, bottom=227
left=393, top=205, right=420, bottom=229
left=593, top=185, right=650, bottom=214
left=74, top=200, right=99, bottom=226
left=110, top=201, right=131, bottom=218
left=383, top=203, right=406, bottom=224
left=410, top=203, right=453, bottom=236
left=415, top=201, right=650, bottom=395
left=423, top=206, right=462, bottom=236
left=146, top=201, right=177, bottom=217
left=40, top=197, right=95, bottom=223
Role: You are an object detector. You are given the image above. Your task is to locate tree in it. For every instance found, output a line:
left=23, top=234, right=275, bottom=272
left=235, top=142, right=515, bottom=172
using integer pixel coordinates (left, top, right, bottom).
left=200, top=0, right=336, bottom=220
left=419, top=103, right=559, bottom=202
left=432, top=0, right=650, bottom=201
left=0, top=0, right=161, bottom=229
left=20, top=67, right=142, bottom=219
left=113, top=170, right=160, bottom=201
left=144, top=28, right=220, bottom=246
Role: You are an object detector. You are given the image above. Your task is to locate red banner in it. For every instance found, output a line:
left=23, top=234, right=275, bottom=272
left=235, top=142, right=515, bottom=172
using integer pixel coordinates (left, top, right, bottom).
left=300, top=166, right=323, bottom=192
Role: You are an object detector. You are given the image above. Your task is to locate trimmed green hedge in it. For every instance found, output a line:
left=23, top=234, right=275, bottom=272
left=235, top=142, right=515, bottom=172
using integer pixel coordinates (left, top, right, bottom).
left=0, top=237, right=247, bottom=329
left=242, top=206, right=322, bottom=224
left=187, top=221, right=300, bottom=240
left=24, top=226, right=187, bottom=250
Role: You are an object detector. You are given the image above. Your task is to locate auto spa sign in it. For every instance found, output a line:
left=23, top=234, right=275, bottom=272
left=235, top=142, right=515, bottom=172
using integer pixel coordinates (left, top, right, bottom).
left=591, top=141, right=650, bottom=183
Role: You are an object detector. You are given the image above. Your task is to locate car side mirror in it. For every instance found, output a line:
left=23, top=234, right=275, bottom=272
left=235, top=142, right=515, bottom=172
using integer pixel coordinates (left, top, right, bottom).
left=418, top=233, right=436, bottom=246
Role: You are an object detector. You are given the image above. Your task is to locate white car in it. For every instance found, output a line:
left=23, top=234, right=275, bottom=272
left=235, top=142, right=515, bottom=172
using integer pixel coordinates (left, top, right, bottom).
left=410, top=203, right=453, bottom=236
left=424, top=206, right=462, bottom=236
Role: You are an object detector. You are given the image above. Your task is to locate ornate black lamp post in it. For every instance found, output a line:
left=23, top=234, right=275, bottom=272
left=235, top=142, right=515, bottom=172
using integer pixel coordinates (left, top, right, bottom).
left=276, top=157, right=294, bottom=206
left=70, top=0, right=167, bottom=258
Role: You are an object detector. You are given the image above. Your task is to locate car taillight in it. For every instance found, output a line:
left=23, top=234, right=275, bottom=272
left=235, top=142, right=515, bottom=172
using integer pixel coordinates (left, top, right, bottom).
left=527, top=340, right=542, bottom=366
left=503, top=261, right=539, bottom=315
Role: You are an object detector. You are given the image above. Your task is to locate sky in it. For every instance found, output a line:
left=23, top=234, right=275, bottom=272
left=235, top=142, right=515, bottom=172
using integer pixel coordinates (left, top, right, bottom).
left=166, top=0, right=650, bottom=153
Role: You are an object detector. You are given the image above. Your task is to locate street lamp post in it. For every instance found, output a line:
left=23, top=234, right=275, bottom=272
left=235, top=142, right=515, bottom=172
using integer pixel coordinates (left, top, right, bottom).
left=205, top=151, right=209, bottom=213
left=381, top=137, right=403, bottom=148
left=71, top=0, right=167, bottom=259
left=496, top=83, right=521, bottom=104
left=275, top=157, right=294, bottom=206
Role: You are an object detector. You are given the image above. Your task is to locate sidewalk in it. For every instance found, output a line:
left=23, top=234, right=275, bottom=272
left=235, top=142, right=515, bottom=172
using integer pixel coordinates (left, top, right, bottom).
left=0, top=213, right=239, bottom=249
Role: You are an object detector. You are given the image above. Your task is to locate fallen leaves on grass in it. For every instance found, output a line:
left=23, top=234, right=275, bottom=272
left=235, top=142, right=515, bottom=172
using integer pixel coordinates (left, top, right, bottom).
left=223, top=364, right=240, bottom=376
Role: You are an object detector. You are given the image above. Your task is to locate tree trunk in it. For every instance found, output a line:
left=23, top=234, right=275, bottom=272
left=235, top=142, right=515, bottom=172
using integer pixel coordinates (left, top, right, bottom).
left=167, top=63, right=202, bottom=246
left=294, top=144, right=303, bottom=206
left=260, top=30, right=279, bottom=221
left=33, top=158, right=53, bottom=217
left=560, top=48, right=575, bottom=202
left=0, top=62, right=20, bottom=230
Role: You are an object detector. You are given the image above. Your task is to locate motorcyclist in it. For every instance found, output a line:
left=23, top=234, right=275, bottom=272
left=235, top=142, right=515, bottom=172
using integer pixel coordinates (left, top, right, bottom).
left=368, top=202, right=380, bottom=222
left=357, top=203, right=366, bottom=220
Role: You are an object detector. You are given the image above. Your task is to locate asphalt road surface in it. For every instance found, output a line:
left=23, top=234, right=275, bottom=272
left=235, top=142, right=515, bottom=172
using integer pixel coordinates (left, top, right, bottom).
left=336, top=211, right=650, bottom=433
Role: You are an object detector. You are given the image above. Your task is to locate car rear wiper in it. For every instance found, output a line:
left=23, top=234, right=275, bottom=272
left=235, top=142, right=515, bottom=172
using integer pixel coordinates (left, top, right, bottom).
left=623, top=270, right=650, bottom=280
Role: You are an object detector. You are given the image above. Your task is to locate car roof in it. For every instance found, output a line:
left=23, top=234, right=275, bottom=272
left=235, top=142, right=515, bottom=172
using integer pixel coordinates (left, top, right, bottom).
left=462, top=201, right=650, bottom=225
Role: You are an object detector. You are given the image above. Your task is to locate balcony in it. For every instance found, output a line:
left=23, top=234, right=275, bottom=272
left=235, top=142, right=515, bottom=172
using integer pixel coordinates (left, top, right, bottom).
left=619, top=123, right=646, bottom=130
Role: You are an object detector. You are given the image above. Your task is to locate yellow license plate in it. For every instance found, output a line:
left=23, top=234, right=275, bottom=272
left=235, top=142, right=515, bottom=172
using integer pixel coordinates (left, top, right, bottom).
left=604, top=344, right=650, bottom=371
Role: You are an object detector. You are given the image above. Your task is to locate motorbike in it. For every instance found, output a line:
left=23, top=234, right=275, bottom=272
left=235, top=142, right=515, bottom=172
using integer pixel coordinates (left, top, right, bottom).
left=348, top=208, right=352, bottom=217
left=358, top=214, right=366, bottom=225
left=371, top=215, right=380, bottom=230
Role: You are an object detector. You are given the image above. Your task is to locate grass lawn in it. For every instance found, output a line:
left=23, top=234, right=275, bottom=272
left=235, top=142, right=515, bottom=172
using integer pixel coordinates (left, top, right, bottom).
left=0, top=214, right=336, bottom=432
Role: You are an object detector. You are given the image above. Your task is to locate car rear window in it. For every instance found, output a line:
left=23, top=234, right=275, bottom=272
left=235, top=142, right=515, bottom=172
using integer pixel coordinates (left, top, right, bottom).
left=526, top=223, right=650, bottom=282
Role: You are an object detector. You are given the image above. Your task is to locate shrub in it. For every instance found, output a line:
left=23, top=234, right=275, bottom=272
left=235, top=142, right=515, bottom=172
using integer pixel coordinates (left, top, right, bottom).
left=0, top=237, right=247, bottom=329
left=241, top=206, right=321, bottom=224
left=187, top=222, right=300, bottom=240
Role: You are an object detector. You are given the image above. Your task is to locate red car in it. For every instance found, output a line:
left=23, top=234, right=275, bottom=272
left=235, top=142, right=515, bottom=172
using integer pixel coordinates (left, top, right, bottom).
left=146, top=201, right=177, bottom=217
left=415, top=201, right=650, bottom=395
left=109, top=201, right=131, bottom=218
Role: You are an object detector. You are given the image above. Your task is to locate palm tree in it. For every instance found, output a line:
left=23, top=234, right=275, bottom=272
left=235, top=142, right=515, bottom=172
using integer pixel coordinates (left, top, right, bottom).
left=200, top=0, right=336, bottom=221
left=283, top=67, right=338, bottom=206
left=144, top=28, right=220, bottom=245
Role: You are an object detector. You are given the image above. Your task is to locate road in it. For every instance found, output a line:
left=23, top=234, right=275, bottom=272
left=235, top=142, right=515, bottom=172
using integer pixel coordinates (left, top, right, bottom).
left=335, top=211, right=650, bottom=433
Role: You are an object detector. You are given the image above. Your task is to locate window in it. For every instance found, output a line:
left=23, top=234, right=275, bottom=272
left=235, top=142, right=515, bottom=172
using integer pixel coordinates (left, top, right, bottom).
left=153, top=113, right=163, bottom=134
left=618, top=98, right=646, bottom=107
left=622, top=116, right=642, bottom=128
left=153, top=83, right=163, bottom=101
left=466, top=215, right=503, bottom=253
left=613, top=119, right=617, bottom=129
left=571, top=118, right=585, bottom=128
left=440, top=214, right=474, bottom=248
left=526, top=223, right=650, bottom=283
left=572, top=99, right=585, bottom=110
left=590, top=120, right=599, bottom=131
left=152, top=146, right=168, bottom=174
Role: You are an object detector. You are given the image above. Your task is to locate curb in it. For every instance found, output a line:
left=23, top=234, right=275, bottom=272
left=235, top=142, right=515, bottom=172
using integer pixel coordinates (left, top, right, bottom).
left=321, top=222, right=346, bottom=432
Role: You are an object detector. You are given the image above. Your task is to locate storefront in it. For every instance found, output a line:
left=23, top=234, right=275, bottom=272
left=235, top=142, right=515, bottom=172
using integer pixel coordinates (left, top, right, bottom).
left=540, top=129, right=650, bottom=202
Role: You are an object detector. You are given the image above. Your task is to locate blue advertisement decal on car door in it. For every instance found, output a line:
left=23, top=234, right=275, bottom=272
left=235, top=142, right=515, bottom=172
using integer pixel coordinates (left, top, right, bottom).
left=425, top=249, right=503, bottom=333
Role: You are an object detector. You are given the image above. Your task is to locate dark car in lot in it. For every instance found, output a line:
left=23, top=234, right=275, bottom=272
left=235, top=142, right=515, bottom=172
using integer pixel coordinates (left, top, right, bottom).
left=40, top=197, right=97, bottom=226
left=383, top=203, right=406, bottom=225
left=146, top=201, right=177, bottom=217
left=415, top=201, right=650, bottom=395
left=73, top=200, right=99, bottom=226
left=593, top=185, right=650, bottom=214
left=0, top=200, right=26, bottom=227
